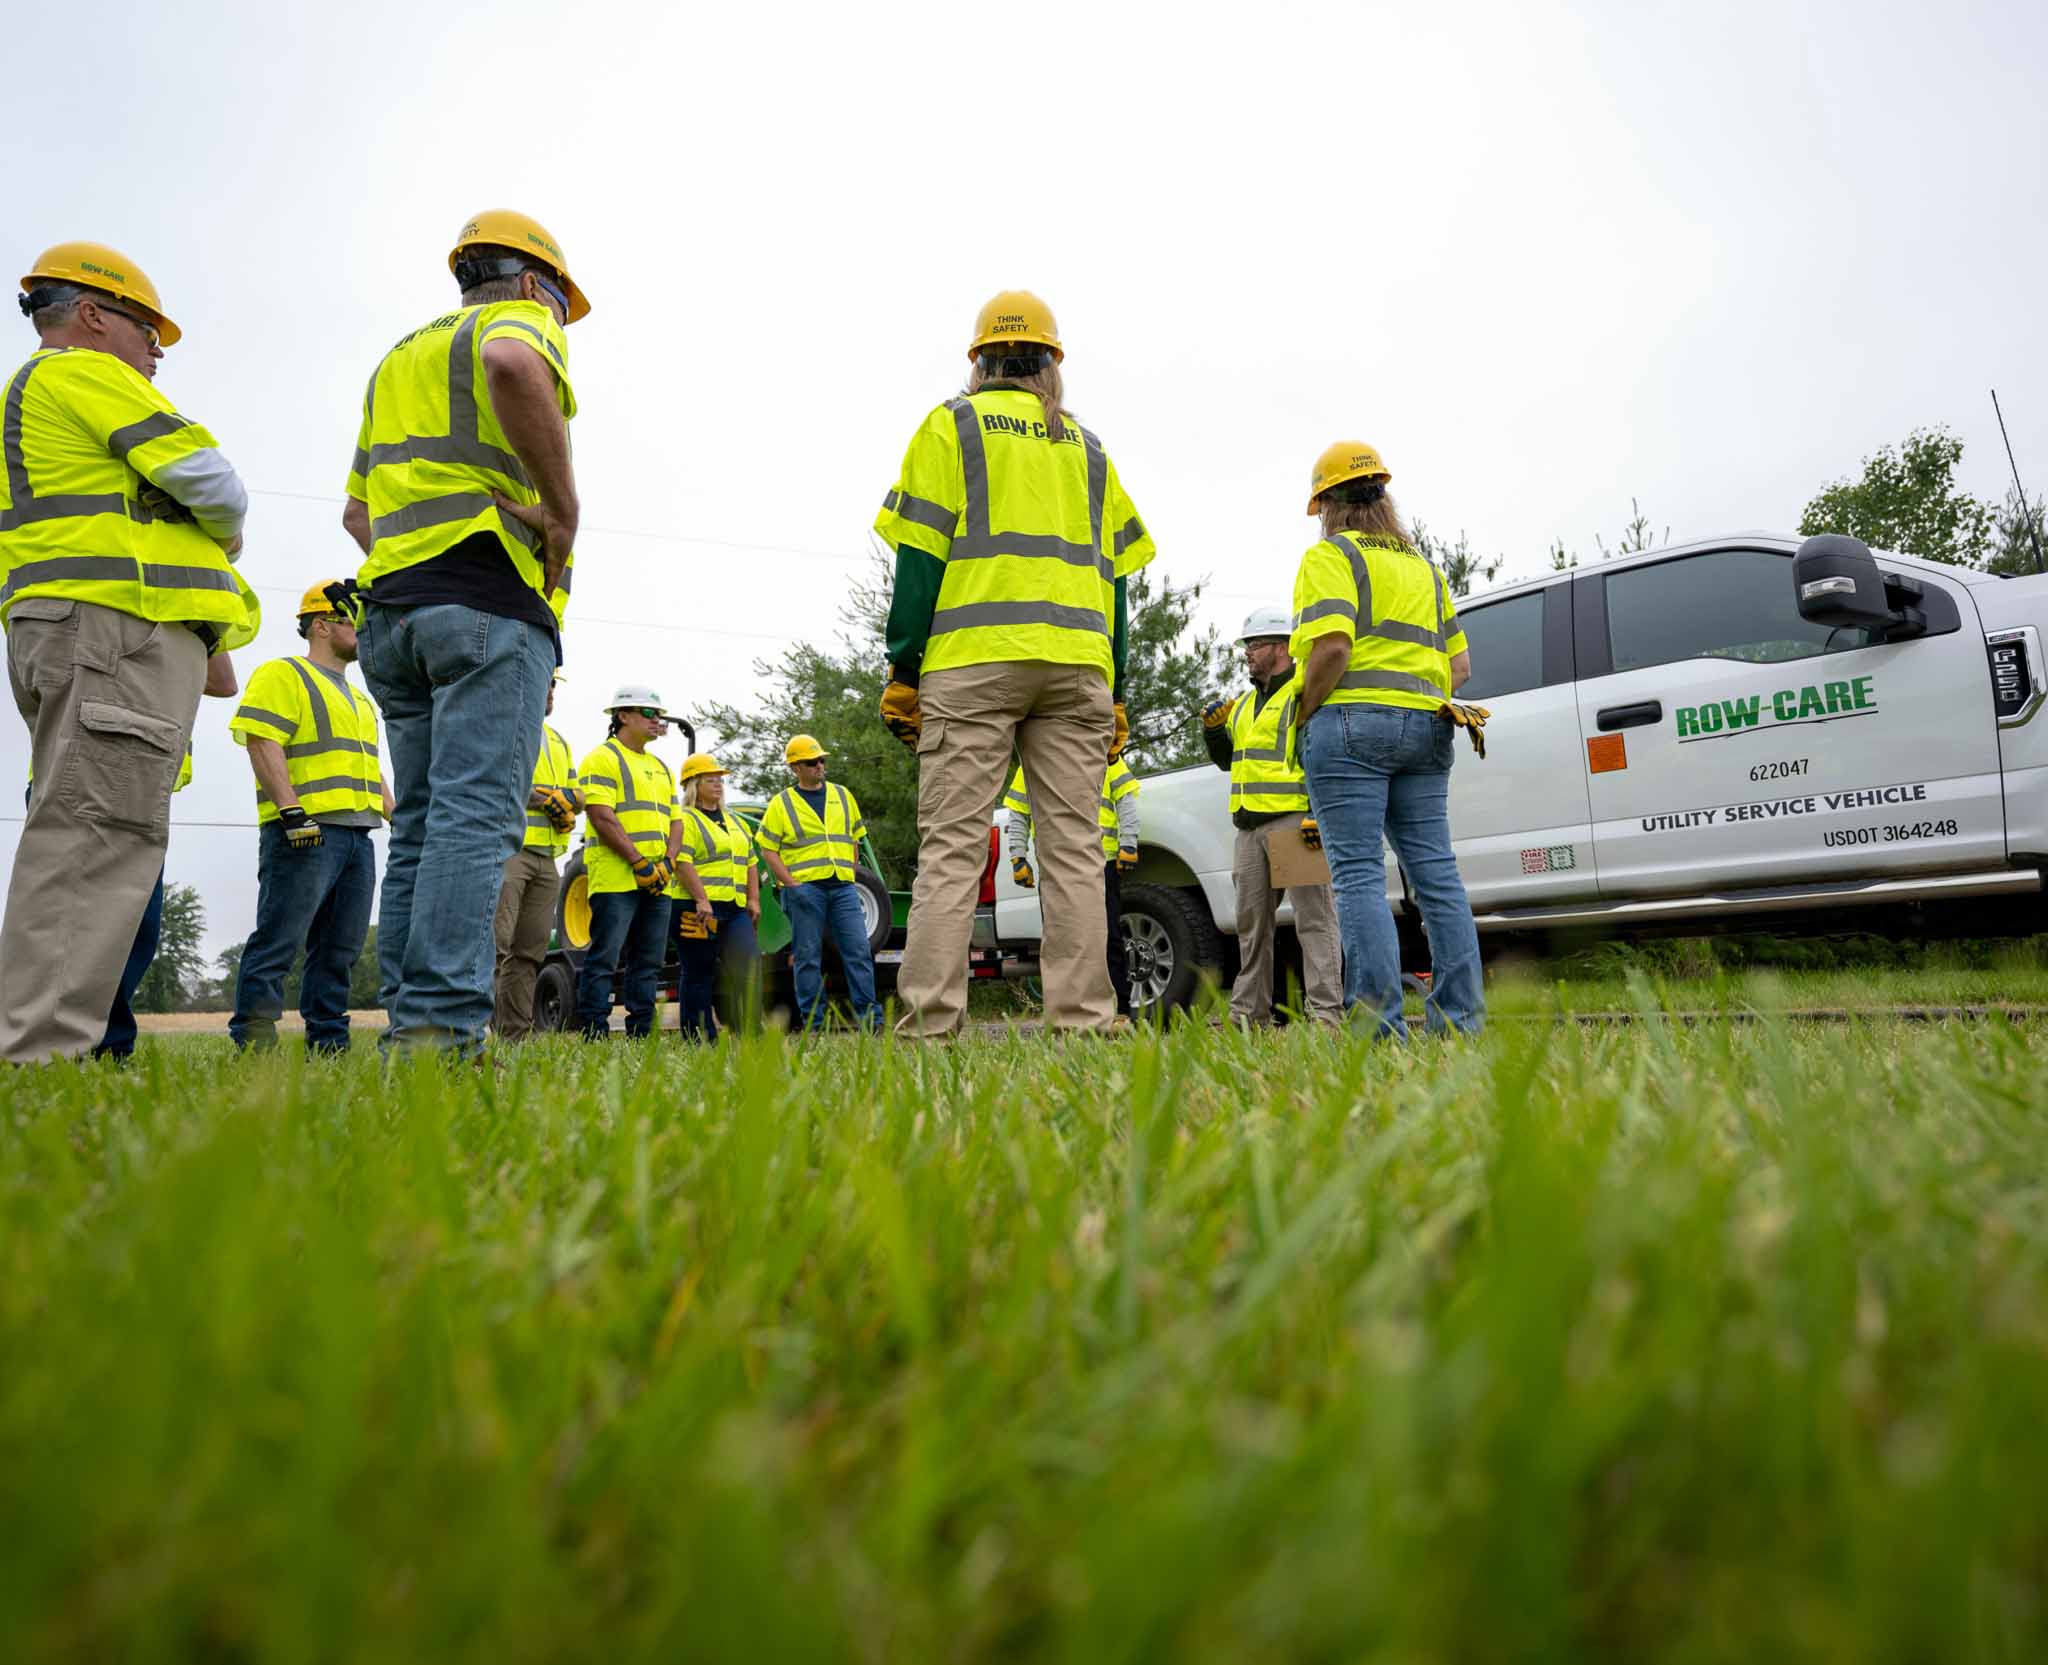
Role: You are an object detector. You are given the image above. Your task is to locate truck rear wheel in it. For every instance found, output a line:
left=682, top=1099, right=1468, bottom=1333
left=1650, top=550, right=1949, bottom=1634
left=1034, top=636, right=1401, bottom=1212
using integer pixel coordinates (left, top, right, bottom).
left=1120, top=882, right=1225, bottom=1014
left=534, top=960, right=575, bottom=1032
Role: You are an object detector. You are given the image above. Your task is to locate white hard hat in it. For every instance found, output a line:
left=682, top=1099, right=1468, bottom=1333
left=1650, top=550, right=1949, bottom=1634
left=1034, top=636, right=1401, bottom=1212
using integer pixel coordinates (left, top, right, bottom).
left=1237, top=605, right=1293, bottom=645
left=604, top=682, right=670, bottom=715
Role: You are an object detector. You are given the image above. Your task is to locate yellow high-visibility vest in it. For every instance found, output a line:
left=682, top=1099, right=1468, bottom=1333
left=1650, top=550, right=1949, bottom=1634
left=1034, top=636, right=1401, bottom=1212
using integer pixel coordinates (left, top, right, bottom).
left=1226, top=675, right=1308, bottom=814
left=674, top=806, right=756, bottom=904
left=229, top=656, right=382, bottom=823
left=576, top=739, right=676, bottom=896
left=523, top=724, right=578, bottom=857
left=347, top=300, right=577, bottom=622
left=0, top=348, right=259, bottom=646
left=755, top=783, right=866, bottom=885
left=872, top=388, right=1155, bottom=681
left=1289, top=532, right=1467, bottom=713
left=1004, top=757, right=1139, bottom=859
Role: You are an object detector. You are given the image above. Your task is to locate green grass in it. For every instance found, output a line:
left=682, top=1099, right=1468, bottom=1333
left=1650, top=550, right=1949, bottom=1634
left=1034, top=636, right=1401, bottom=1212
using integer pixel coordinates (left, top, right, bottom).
left=6, top=1000, right=2048, bottom=1661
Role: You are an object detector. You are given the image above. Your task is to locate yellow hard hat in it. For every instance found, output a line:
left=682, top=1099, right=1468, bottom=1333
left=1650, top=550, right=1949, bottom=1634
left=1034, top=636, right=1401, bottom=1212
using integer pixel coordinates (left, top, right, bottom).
left=679, top=752, right=726, bottom=785
left=1307, top=441, right=1392, bottom=514
left=297, top=579, right=348, bottom=620
left=449, top=210, right=590, bottom=323
left=784, top=734, right=828, bottom=765
left=968, top=290, right=1063, bottom=361
left=18, top=241, right=180, bottom=346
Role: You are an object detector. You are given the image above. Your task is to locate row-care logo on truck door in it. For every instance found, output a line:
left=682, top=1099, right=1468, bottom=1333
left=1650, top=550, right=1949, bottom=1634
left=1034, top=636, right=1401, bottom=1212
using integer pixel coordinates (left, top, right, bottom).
left=1676, top=675, right=1876, bottom=742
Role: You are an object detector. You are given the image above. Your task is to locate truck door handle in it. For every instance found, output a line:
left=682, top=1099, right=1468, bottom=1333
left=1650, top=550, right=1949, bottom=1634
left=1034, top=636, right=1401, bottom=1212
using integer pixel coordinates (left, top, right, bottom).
left=1597, top=700, right=1662, bottom=731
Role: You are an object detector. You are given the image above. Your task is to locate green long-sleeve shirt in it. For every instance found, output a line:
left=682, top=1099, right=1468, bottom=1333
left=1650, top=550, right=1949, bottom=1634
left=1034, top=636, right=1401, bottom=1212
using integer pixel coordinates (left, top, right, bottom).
left=885, top=546, right=1128, bottom=698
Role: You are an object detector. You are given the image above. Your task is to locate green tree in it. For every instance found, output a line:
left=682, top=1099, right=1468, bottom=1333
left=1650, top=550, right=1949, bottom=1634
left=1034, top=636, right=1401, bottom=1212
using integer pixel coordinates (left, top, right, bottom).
left=1988, top=484, right=2047, bottom=578
left=132, top=883, right=206, bottom=1013
left=697, top=556, right=1233, bottom=880
left=1413, top=521, right=1505, bottom=598
left=1595, top=497, right=1668, bottom=560
left=1798, top=426, right=1995, bottom=568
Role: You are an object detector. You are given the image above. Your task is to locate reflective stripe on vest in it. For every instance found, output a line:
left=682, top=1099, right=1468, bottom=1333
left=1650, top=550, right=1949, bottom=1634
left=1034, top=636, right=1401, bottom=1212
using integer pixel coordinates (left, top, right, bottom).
left=1307, top=533, right=1453, bottom=712
left=679, top=807, right=752, bottom=904
left=1, top=352, right=259, bottom=644
left=922, top=392, right=1116, bottom=680
left=1227, top=682, right=1309, bottom=815
left=763, top=783, right=860, bottom=884
left=240, top=658, right=381, bottom=823
left=523, top=725, right=577, bottom=856
left=354, top=304, right=574, bottom=616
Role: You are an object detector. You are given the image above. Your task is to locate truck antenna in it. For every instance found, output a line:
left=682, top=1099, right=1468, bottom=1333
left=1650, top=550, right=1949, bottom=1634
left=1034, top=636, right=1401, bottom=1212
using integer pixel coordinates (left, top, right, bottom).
left=1991, top=389, right=2047, bottom=575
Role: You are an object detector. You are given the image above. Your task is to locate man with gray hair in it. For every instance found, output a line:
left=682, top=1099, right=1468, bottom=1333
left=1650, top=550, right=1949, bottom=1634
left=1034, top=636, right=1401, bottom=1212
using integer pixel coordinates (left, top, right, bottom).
left=1, top=241, right=259, bottom=1063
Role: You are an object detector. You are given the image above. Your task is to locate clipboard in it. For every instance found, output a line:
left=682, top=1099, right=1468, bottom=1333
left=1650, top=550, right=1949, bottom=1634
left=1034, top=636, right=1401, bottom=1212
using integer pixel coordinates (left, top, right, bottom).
left=1264, top=822, right=1331, bottom=889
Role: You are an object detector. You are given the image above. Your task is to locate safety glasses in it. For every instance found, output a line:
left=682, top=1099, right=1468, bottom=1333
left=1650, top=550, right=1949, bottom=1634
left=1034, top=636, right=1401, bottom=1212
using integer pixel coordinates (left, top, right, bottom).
left=91, top=299, right=159, bottom=349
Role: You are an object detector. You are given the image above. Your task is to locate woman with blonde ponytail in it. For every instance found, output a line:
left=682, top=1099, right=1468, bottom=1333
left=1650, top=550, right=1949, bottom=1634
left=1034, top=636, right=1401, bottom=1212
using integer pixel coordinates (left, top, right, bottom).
left=874, top=290, right=1157, bottom=1038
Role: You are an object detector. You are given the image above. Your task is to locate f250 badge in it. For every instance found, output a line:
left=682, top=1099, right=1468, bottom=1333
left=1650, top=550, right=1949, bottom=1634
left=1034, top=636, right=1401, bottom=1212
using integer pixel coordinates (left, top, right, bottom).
left=1675, top=676, right=1876, bottom=741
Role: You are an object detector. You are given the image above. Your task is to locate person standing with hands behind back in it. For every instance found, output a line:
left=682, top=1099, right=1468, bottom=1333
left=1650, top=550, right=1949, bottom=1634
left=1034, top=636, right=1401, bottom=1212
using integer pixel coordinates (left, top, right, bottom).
left=342, top=209, right=587, bottom=1057
left=875, top=291, right=1157, bottom=1039
left=1290, top=442, right=1483, bottom=1039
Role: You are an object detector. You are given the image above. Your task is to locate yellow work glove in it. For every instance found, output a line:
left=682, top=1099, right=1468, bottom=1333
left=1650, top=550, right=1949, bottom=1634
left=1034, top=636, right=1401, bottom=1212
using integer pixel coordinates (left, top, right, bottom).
left=631, top=856, right=672, bottom=893
left=1116, top=846, right=1139, bottom=874
left=1201, top=698, right=1233, bottom=730
left=278, top=805, right=323, bottom=852
left=1437, top=701, right=1492, bottom=759
left=535, top=784, right=580, bottom=832
left=880, top=680, right=923, bottom=751
left=677, top=908, right=712, bottom=940
left=1299, top=816, right=1322, bottom=851
left=1109, top=702, right=1130, bottom=762
left=1012, top=856, right=1035, bottom=889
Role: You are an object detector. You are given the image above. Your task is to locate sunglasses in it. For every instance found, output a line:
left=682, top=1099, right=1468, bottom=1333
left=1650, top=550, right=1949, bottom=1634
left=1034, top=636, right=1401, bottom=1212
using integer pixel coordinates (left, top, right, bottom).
left=629, top=708, right=667, bottom=721
left=92, top=300, right=160, bottom=349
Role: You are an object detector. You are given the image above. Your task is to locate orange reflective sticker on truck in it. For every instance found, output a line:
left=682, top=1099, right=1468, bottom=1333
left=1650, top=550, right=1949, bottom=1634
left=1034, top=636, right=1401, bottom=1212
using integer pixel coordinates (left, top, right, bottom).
left=1587, top=734, right=1627, bottom=773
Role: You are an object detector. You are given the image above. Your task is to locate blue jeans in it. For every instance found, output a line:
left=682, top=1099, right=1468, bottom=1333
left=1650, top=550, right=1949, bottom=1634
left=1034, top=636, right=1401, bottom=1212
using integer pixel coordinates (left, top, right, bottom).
left=783, top=880, right=880, bottom=1032
left=95, top=869, right=164, bottom=1061
left=577, top=889, right=669, bottom=1039
left=1300, top=702, right=1484, bottom=1038
left=677, top=900, right=762, bottom=1041
left=357, top=601, right=550, bottom=1051
left=230, top=823, right=377, bottom=1051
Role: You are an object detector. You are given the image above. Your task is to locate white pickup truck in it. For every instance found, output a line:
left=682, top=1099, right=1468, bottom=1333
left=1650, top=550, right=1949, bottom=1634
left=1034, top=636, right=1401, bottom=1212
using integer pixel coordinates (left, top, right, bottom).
left=985, top=532, right=2048, bottom=1010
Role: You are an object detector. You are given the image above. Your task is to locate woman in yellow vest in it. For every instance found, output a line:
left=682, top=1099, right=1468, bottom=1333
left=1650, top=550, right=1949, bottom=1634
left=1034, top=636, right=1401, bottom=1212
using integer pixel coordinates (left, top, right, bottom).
left=1290, top=443, right=1483, bottom=1038
left=227, top=580, right=391, bottom=1053
left=874, top=291, right=1157, bottom=1037
left=1200, top=607, right=1343, bottom=1026
left=671, top=752, right=761, bottom=1041
left=573, top=685, right=681, bottom=1041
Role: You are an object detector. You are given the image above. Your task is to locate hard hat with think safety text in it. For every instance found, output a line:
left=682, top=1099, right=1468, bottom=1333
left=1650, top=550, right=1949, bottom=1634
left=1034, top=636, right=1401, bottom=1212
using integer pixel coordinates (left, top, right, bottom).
left=679, top=752, right=726, bottom=785
left=298, top=580, right=349, bottom=620
left=1307, top=441, right=1392, bottom=515
left=449, top=210, right=590, bottom=323
left=18, top=241, right=181, bottom=346
left=604, top=683, right=669, bottom=716
left=1237, top=605, right=1294, bottom=645
left=968, top=290, right=1063, bottom=362
left=784, top=734, right=828, bottom=765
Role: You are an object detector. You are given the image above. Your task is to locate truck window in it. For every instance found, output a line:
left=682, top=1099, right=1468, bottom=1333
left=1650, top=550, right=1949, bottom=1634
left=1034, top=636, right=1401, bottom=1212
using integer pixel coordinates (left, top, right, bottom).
left=1605, top=548, right=1875, bottom=675
left=1456, top=592, right=1545, bottom=700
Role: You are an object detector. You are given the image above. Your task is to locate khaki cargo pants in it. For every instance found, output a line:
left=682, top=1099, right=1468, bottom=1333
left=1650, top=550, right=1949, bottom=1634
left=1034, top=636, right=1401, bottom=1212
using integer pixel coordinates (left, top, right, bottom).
left=897, top=661, right=1115, bottom=1037
left=493, top=844, right=561, bottom=1041
left=1230, top=816, right=1343, bottom=1025
left=2, top=598, right=207, bottom=1063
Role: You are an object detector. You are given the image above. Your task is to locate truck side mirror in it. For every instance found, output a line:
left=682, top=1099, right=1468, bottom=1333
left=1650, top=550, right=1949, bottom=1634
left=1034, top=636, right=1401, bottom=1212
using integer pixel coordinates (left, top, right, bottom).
left=1793, top=534, right=1896, bottom=633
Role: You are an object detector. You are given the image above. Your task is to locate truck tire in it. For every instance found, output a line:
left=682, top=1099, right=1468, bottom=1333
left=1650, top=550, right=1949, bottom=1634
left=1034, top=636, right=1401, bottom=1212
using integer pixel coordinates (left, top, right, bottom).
left=853, top=864, right=891, bottom=956
left=556, top=849, right=592, bottom=957
left=1120, top=882, right=1225, bottom=1014
left=534, top=960, right=575, bottom=1032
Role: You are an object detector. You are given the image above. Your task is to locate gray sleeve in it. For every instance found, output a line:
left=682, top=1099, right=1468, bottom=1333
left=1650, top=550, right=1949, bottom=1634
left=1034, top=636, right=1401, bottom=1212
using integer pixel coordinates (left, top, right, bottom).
left=149, top=448, right=250, bottom=543
left=1005, top=806, right=1031, bottom=861
left=1116, top=786, right=1140, bottom=850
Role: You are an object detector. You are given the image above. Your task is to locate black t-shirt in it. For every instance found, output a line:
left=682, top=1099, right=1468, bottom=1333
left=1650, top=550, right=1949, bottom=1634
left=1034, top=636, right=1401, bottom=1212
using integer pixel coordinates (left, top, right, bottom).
left=364, top=531, right=560, bottom=659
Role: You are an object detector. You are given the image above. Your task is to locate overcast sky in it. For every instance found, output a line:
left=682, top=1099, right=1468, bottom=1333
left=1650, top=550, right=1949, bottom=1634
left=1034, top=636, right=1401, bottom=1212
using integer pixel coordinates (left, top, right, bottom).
left=5, top=0, right=2044, bottom=960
